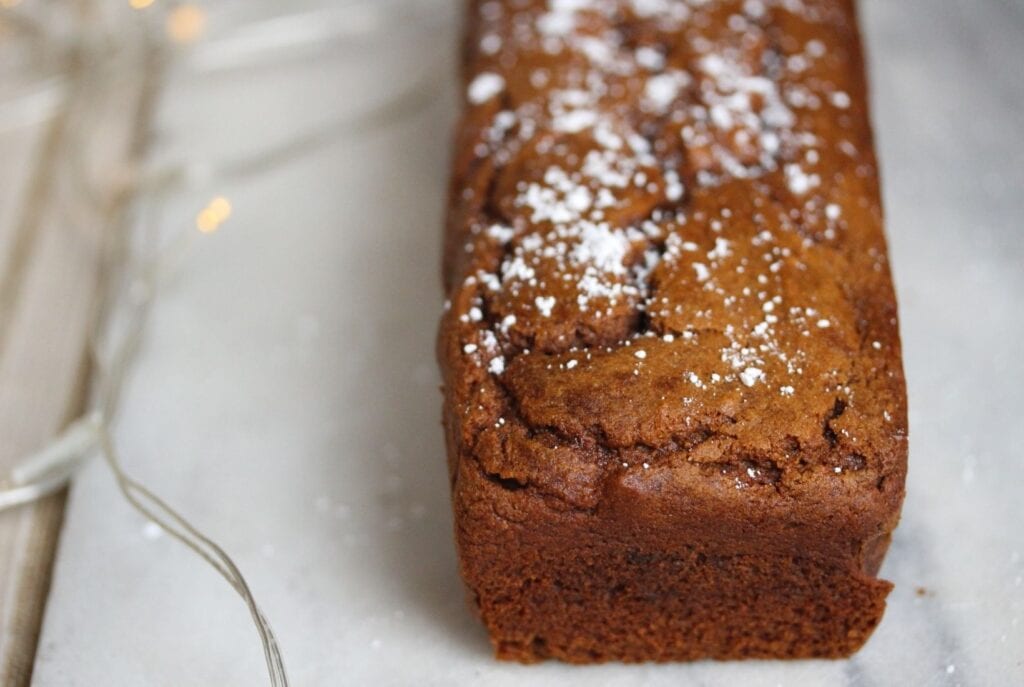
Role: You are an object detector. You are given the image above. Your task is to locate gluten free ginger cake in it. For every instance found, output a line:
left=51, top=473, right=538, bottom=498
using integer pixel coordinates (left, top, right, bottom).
left=438, top=0, right=907, bottom=662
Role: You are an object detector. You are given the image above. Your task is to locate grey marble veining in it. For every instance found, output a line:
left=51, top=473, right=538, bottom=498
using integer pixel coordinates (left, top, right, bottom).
left=32, top=1, right=1023, bottom=684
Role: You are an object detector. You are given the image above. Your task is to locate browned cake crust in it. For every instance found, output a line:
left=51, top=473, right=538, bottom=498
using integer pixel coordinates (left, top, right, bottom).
left=438, top=0, right=907, bottom=663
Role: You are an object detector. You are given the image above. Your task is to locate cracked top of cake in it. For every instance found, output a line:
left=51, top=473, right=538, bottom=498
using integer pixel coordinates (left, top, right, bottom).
left=439, top=0, right=907, bottom=514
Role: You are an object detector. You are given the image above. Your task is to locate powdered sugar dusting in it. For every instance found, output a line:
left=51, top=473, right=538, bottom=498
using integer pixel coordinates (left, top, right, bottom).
left=468, top=72, right=505, bottom=104
left=535, top=295, right=557, bottom=317
left=740, top=366, right=765, bottom=387
left=451, top=0, right=866, bottom=406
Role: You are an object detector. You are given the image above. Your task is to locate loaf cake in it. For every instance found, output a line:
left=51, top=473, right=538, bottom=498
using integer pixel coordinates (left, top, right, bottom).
left=438, top=0, right=907, bottom=663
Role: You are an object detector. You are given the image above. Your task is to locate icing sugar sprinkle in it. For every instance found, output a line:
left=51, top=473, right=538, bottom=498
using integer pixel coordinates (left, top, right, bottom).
left=644, top=71, right=688, bottom=112
left=786, top=163, right=820, bottom=195
left=535, top=296, right=557, bottom=317
left=468, top=72, right=505, bottom=104
left=740, top=366, right=765, bottom=387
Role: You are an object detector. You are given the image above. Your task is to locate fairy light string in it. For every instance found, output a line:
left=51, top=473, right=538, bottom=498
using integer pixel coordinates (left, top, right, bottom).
left=0, top=1, right=450, bottom=684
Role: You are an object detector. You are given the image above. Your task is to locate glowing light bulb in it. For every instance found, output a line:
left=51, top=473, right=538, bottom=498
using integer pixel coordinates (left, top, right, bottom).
left=167, top=3, right=206, bottom=43
left=196, top=196, right=231, bottom=233
left=129, top=0, right=155, bottom=9
left=208, top=196, right=231, bottom=219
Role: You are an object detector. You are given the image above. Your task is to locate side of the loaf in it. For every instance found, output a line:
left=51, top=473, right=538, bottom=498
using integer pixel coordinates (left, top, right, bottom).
left=439, top=0, right=906, bottom=663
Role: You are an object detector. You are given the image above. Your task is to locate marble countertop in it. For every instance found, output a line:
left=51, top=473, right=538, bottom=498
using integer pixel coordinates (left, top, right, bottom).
left=31, top=0, right=1024, bottom=684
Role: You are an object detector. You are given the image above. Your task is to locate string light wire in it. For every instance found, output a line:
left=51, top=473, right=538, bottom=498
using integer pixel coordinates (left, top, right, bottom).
left=97, top=422, right=289, bottom=686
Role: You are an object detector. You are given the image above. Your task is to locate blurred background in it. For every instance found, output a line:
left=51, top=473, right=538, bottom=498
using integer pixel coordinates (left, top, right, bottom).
left=0, top=1, right=1021, bottom=685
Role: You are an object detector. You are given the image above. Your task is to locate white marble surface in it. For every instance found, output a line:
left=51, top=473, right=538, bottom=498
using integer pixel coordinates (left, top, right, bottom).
left=33, top=1, right=1024, bottom=684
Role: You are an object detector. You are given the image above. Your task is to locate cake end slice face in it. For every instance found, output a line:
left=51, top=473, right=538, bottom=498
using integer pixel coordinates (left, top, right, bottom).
left=447, top=396, right=903, bottom=662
